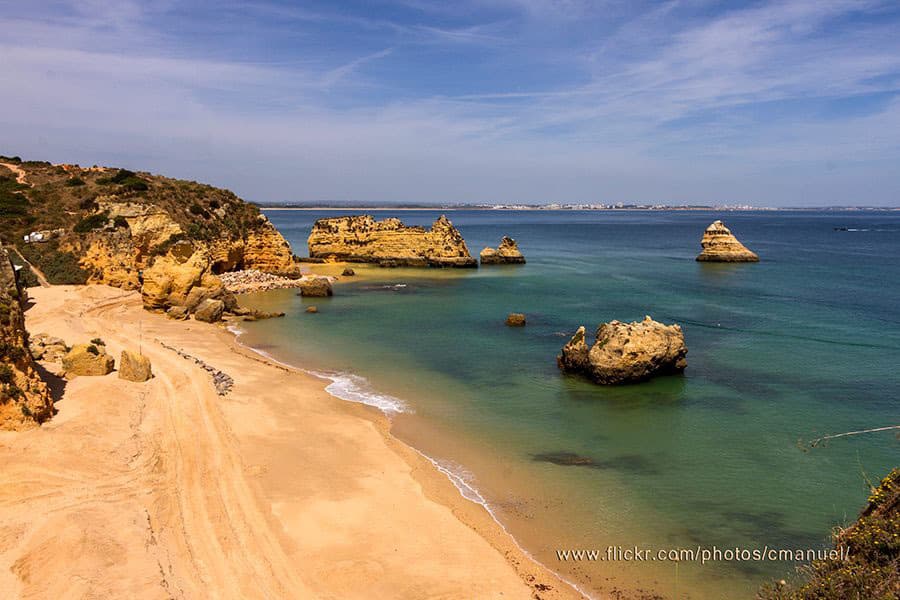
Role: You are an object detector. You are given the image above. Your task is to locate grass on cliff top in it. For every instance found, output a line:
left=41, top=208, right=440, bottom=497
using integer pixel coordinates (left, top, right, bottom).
left=0, top=158, right=269, bottom=279
left=759, top=467, right=900, bottom=600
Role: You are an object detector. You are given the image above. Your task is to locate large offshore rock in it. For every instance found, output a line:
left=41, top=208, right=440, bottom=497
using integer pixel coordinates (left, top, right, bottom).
left=557, top=316, right=687, bottom=384
left=62, top=343, right=115, bottom=377
left=307, top=214, right=477, bottom=267
left=481, top=236, right=526, bottom=265
left=0, top=249, right=54, bottom=429
left=696, top=220, right=759, bottom=262
left=119, top=350, right=152, bottom=382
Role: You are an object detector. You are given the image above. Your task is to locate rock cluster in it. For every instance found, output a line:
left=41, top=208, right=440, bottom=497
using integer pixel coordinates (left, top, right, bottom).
left=696, top=220, right=759, bottom=262
left=218, top=269, right=304, bottom=294
left=0, top=249, right=54, bottom=429
left=557, top=316, right=687, bottom=384
left=193, top=299, right=225, bottom=323
left=158, top=340, right=233, bottom=395
left=30, top=333, right=69, bottom=364
left=62, top=343, right=115, bottom=377
left=307, top=215, right=477, bottom=267
left=119, top=350, right=152, bottom=382
left=481, top=237, right=526, bottom=265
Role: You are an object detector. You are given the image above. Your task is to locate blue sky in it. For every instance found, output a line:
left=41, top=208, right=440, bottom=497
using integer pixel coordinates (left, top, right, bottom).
left=2, top=0, right=899, bottom=206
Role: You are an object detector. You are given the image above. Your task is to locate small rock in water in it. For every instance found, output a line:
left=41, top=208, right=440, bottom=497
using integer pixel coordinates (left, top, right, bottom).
left=341, top=267, right=355, bottom=276
left=505, top=313, right=526, bottom=327
left=305, top=306, right=318, bottom=313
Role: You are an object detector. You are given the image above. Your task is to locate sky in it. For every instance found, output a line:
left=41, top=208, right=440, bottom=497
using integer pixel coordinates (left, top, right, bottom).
left=1, top=0, right=899, bottom=206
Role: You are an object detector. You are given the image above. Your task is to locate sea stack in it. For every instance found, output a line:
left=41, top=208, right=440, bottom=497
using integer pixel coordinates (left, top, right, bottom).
left=480, top=237, right=526, bottom=265
left=557, top=316, right=687, bottom=384
left=307, top=215, right=477, bottom=268
left=696, top=220, right=759, bottom=262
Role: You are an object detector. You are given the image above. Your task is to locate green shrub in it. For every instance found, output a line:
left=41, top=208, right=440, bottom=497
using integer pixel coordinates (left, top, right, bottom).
left=97, top=169, right=148, bottom=192
left=90, top=338, right=105, bottom=346
left=86, top=344, right=99, bottom=355
left=0, top=364, right=14, bottom=384
left=19, top=241, right=89, bottom=285
left=0, top=155, right=22, bottom=163
left=0, top=176, right=29, bottom=217
left=113, top=216, right=128, bottom=228
left=0, top=342, right=25, bottom=362
left=73, top=211, right=109, bottom=233
left=64, top=177, right=86, bottom=187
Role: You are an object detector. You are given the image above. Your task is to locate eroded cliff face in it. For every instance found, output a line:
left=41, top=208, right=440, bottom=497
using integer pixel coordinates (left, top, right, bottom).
left=0, top=248, right=54, bottom=430
left=307, top=215, right=477, bottom=267
left=2, top=161, right=300, bottom=290
left=696, top=220, right=759, bottom=262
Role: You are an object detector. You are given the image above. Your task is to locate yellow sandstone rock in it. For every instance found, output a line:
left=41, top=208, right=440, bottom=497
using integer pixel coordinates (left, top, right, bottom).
left=696, top=220, right=759, bottom=262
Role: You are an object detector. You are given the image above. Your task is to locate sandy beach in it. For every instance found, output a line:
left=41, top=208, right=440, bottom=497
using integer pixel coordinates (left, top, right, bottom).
left=0, top=284, right=581, bottom=599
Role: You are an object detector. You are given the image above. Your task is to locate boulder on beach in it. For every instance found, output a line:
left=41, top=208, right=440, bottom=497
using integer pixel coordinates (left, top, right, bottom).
left=696, top=220, right=759, bottom=262
left=166, top=305, right=189, bottom=320
left=506, top=313, right=526, bottom=327
left=30, top=334, right=69, bottom=363
left=298, top=277, right=333, bottom=297
left=119, top=350, right=152, bottom=382
left=480, top=236, right=526, bottom=265
left=193, top=298, right=225, bottom=323
left=557, top=316, right=687, bottom=384
left=62, top=343, right=115, bottom=377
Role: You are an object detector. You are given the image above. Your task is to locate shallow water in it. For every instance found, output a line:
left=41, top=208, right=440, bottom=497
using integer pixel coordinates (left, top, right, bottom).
left=238, top=209, right=900, bottom=598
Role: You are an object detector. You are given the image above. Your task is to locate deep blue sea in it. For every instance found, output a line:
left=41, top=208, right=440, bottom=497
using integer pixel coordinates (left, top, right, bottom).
left=238, top=209, right=900, bottom=599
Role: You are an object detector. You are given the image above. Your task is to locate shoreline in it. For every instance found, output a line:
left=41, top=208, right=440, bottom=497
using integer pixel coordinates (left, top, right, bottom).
left=1, top=284, right=583, bottom=599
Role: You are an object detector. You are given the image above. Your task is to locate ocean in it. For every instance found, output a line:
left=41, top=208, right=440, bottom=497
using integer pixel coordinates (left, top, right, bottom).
left=236, top=209, right=900, bottom=599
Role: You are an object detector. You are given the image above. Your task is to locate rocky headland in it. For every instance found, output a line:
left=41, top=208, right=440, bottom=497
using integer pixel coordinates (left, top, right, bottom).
left=307, top=214, right=477, bottom=267
left=0, top=248, right=54, bottom=429
left=557, top=316, right=688, bottom=384
left=480, top=236, right=526, bottom=265
left=696, top=220, right=759, bottom=262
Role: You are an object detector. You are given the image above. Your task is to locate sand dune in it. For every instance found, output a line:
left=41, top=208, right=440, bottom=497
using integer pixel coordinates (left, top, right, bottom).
left=0, top=285, right=579, bottom=599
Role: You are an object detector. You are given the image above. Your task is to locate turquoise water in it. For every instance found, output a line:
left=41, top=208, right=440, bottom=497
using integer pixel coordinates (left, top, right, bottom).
left=239, top=209, right=899, bottom=598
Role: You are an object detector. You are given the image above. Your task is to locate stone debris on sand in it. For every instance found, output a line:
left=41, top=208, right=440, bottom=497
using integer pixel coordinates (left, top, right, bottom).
left=219, top=269, right=305, bottom=294
left=157, top=339, right=233, bottom=395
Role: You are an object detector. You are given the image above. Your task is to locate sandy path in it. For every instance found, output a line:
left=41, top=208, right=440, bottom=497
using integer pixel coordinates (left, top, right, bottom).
left=0, top=163, right=30, bottom=186
left=0, top=285, right=580, bottom=599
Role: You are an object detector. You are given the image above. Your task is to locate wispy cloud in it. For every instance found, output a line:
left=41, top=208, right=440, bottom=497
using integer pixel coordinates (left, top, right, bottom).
left=1, top=0, right=898, bottom=205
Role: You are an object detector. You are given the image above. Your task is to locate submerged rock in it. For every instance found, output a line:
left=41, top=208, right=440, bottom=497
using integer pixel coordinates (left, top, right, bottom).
left=506, top=313, right=526, bottom=327
left=62, top=343, right=115, bottom=377
left=119, top=350, right=152, bottom=382
left=305, top=306, right=318, bottom=313
left=298, top=277, right=333, bottom=297
left=341, top=267, right=356, bottom=276
left=481, top=236, right=526, bottom=265
left=557, top=316, right=687, bottom=384
left=696, top=220, right=759, bottom=262
left=307, top=214, right=477, bottom=268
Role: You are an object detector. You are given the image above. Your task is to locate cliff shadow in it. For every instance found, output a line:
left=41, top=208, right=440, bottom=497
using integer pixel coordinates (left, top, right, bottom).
left=34, top=362, right=67, bottom=403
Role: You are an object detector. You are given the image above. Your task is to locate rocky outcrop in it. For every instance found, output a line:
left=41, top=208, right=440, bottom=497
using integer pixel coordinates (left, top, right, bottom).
left=341, top=268, right=355, bottom=276
left=119, top=350, right=152, bottom=382
left=298, top=277, right=333, bottom=297
left=481, top=237, right=526, bottom=265
left=506, top=313, right=526, bottom=327
left=557, top=316, right=687, bottom=384
left=140, top=240, right=234, bottom=313
left=62, top=343, right=115, bottom=377
left=0, top=249, right=54, bottom=430
left=696, top=220, right=759, bottom=262
left=307, top=215, right=476, bottom=267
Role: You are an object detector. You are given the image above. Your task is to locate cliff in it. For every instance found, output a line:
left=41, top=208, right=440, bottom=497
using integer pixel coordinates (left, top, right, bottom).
left=307, top=215, right=476, bottom=267
left=480, top=236, right=526, bottom=265
left=696, top=220, right=759, bottom=262
left=557, top=316, right=687, bottom=384
left=0, top=158, right=300, bottom=292
left=0, top=248, right=54, bottom=430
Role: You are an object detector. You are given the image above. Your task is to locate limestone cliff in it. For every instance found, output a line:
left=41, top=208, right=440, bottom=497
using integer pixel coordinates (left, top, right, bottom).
left=1, top=159, right=300, bottom=291
left=480, top=236, right=526, bottom=265
left=0, top=248, right=54, bottom=430
left=558, top=316, right=687, bottom=384
left=307, top=215, right=477, bottom=267
left=696, top=220, right=759, bottom=262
